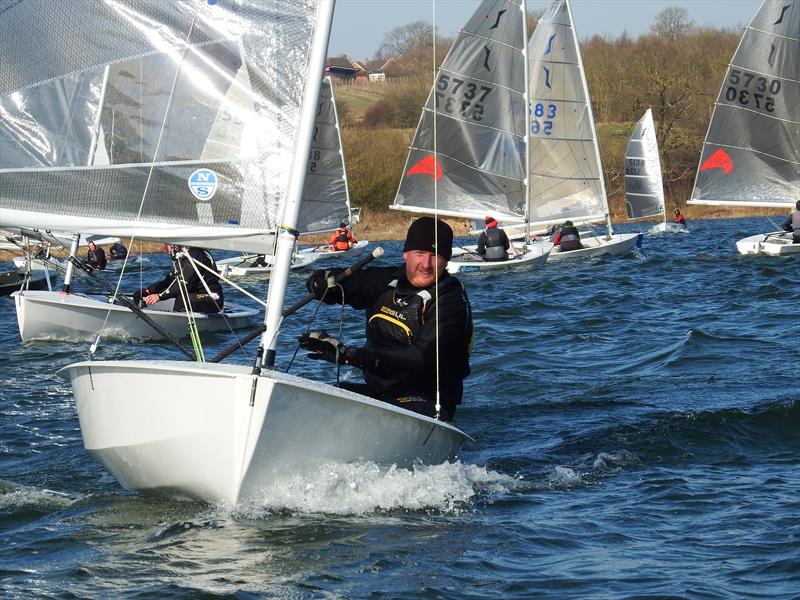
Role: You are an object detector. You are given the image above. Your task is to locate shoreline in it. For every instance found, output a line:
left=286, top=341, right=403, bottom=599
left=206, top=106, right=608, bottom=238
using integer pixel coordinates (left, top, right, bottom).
left=0, top=206, right=788, bottom=262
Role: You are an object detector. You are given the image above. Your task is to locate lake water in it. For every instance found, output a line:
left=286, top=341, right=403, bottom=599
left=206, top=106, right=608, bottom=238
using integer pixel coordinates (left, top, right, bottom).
left=1, top=216, right=798, bottom=598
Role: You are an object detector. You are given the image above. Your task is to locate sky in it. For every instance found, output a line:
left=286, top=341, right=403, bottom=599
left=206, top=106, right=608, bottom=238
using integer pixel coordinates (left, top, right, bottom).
left=329, top=0, right=762, bottom=60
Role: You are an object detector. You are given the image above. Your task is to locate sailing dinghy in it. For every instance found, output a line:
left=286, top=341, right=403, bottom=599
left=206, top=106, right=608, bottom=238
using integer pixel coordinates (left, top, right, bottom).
left=687, top=0, right=799, bottom=255
left=0, top=0, right=475, bottom=503
left=392, top=0, right=553, bottom=273
left=624, top=109, right=688, bottom=234
left=525, top=0, right=642, bottom=260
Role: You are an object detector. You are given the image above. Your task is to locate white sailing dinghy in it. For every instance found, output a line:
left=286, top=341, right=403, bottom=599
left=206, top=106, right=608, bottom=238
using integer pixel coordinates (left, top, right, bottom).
left=624, top=109, right=688, bottom=234
left=217, top=75, right=366, bottom=276
left=391, top=0, right=552, bottom=273
left=525, top=0, right=642, bottom=260
left=688, top=0, right=799, bottom=255
left=298, top=76, right=368, bottom=260
left=0, top=0, right=474, bottom=504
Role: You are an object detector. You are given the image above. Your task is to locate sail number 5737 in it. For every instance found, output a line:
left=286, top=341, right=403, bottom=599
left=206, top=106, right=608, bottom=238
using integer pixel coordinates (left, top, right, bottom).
left=435, top=74, right=492, bottom=121
left=725, top=69, right=781, bottom=113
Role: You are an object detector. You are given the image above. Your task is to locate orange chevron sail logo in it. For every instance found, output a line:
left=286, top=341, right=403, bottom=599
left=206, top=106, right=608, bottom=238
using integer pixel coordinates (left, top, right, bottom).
left=407, top=154, right=443, bottom=181
left=700, top=148, right=734, bottom=174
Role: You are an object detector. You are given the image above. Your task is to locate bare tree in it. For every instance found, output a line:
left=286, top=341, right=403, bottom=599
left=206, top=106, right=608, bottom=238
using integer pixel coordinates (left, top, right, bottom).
left=650, top=7, right=695, bottom=41
left=376, top=21, right=434, bottom=60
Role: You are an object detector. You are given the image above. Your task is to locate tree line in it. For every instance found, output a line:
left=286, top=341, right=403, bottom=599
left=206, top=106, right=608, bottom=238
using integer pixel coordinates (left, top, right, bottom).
left=334, top=9, right=749, bottom=219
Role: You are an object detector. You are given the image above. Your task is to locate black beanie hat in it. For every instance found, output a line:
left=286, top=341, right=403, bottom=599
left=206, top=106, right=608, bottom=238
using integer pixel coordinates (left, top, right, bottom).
left=403, top=217, right=453, bottom=260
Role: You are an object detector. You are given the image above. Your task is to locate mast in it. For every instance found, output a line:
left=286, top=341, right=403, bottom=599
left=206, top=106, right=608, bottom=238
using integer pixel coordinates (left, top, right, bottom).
left=522, top=0, right=532, bottom=242
left=260, top=0, right=335, bottom=369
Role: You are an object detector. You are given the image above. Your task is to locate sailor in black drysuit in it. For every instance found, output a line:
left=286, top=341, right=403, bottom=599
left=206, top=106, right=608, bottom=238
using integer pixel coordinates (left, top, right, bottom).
left=109, top=241, right=128, bottom=260
left=555, top=220, right=583, bottom=252
left=781, top=200, right=800, bottom=244
left=300, top=217, right=473, bottom=421
left=85, top=241, right=107, bottom=271
left=476, top=215, right=510, bottom=261
left=136, top=245, right=223, bottom=313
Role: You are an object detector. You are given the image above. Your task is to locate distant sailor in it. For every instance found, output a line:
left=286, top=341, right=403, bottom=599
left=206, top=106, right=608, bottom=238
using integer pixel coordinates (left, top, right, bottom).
left=553, top=220, right=583, bottom=252
left=136, top=244, right=223, bottom=313
left=329, top=222, right=358, bottom=252
left=109, top=241, right=128, bottom=260
left=476, top=216, right=511, bottom=261
left=782, top=200, right=800, bottom=244
left=674, top=208, right=687, bottom=226
left=300, top=217, right=473, bottom=421
left=85, top=241, right=107, bottom=271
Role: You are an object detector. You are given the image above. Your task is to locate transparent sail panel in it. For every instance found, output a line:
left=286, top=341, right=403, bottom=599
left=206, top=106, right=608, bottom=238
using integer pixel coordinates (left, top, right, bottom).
left=625, top=109, right=665, bottom=219
left=393, top=0, right=528, bottom=221
left=690, top=0, right=800, bottom=206
left=0, top=0, right=321, bottom=249
left=527, top=0, right=608, bottom=225
left=298, top=77, right=351, bottom=234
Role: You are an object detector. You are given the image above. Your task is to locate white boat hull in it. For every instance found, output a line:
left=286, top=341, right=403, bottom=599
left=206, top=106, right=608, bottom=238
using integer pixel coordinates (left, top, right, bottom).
left=59, top=360, right=472, bottom=504
left=446, top=241, right=552, bottom=273
left=736, top=231, right=800, bottom=256
left=13, top=257, right=66, bottom=272
left=298, top=239, right=369, bottom=259
left=648, top=222, right=689, bottom=234
left=535, top=232, right=642, bottom=261
left=217, top=252, right=318, bottom=278
left=12, top=290, right=258, bottom=341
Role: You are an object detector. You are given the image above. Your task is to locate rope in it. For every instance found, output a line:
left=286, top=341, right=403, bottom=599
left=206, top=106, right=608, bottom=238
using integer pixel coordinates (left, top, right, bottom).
left=432, top=0, right=441, bottom=420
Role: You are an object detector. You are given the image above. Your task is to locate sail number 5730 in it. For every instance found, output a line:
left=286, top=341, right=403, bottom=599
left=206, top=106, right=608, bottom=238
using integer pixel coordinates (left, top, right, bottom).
left=435, top=74, right=492, bottom=121
left=725, top=69, right=781, bottom=113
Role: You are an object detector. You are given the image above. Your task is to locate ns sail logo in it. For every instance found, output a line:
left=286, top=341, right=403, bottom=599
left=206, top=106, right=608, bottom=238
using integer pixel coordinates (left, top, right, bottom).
left=188, top=169, right=218, bottom=200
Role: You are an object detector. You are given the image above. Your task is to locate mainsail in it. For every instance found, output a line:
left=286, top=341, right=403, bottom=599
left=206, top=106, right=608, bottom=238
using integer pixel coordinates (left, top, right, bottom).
left=527, top=0, right=609, bottom=228
left=392, top=0, right=529, bottom=223
left=689, top=0, right=800, bottom=207
left=0, top=0, right=323, bottom=252
left=298, top=76, right=352, bottom=233
left=624, top=109, right=665, bottom=220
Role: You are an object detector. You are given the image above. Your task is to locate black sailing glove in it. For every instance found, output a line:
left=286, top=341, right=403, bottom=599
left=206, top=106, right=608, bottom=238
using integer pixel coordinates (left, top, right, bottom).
left=305, top=268, right=344, bottom=299
left=299, top=330, right=347, bottom=364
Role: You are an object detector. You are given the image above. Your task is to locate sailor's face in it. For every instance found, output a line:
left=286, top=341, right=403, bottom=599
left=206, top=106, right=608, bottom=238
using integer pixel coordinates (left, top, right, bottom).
left=403, top=250, right=446, bottom=288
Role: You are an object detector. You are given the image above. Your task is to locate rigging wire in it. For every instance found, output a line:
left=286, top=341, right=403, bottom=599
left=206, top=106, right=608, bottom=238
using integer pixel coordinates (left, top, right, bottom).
left=432, top=0, right=441, bottom=420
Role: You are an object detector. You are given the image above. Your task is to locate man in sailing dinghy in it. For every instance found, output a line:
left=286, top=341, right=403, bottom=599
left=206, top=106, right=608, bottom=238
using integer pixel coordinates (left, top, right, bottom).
left=674, top=209, right=687, bottom=226
left=781, top=200, right=800, bottom=244
left=553, top=221, right=583, bottom=252
left=135, top=244, right=223, bottom=313
left=84, top=241, right=106, bottom=271
left=300, top=217, right=473, bottom=421
left=328, top=222, right=358, bottom=252
left=476, top=216, right=510, bottom=261
left=108, top=241, right=128, bottom=260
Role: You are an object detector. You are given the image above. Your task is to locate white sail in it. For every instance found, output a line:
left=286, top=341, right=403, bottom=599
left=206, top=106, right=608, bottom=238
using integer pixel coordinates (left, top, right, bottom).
left=391, top=0, right=528, bottom=223
left=526, top=0, right=609, bottom=228
left=298, top=76, right=353, bottom=234
left=0, top=0, right=323, bottom=253
left=625, top=109, right=665, bottom=220
left=689, top=0, right=800, bottom=208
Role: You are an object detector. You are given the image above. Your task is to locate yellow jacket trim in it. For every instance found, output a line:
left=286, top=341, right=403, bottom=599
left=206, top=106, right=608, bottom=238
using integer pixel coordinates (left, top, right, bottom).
left=368, top=313, right=412, bottom=338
